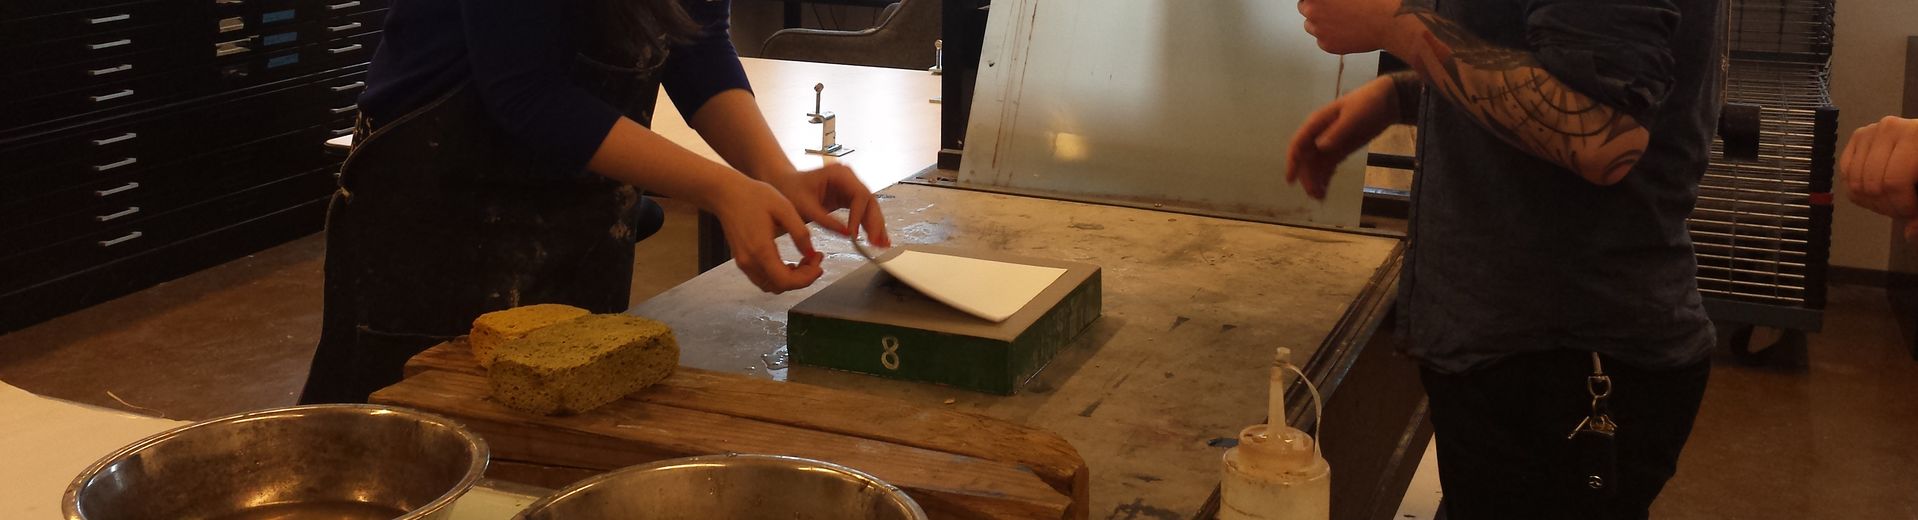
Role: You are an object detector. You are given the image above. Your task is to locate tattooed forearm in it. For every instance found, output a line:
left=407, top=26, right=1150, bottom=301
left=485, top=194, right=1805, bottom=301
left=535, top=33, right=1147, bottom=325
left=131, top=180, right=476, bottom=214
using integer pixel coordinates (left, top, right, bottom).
left=1391, top=4, right=1649, bottom=184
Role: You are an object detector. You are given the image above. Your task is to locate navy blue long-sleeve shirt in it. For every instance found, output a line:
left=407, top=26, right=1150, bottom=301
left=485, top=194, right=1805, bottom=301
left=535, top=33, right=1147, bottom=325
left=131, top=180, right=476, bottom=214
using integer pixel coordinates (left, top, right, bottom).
left=1402, top=0, right=1722, bottom=373
left=359, top=0, right=751, bottom=174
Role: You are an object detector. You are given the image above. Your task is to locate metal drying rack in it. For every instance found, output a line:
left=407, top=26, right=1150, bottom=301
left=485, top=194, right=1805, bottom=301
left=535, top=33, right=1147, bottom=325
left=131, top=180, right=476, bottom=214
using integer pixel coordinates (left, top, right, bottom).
left=1689, top=0, right=1838, bottom=366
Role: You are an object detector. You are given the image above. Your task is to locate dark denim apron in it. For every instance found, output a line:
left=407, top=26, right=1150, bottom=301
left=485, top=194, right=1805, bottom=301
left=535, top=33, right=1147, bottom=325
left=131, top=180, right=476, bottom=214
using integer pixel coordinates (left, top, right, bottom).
left=298, top=28, right=671, bottom=404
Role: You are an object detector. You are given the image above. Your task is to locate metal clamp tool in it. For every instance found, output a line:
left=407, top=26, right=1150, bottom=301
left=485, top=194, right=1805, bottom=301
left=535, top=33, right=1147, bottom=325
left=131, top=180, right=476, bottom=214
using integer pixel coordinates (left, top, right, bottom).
left=805, top=83, right=852, bottom=156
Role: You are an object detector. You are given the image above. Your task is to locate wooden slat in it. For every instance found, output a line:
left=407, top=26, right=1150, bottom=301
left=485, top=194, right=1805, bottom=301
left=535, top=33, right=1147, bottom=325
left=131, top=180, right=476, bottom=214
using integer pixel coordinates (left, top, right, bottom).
left=649, top=369, right=1091, bottom=518
left=374, top=369, right=1072, bottom=520
left=404, top=338, right=1090, bottom=517
left=403, top=337, right=482, bottom=377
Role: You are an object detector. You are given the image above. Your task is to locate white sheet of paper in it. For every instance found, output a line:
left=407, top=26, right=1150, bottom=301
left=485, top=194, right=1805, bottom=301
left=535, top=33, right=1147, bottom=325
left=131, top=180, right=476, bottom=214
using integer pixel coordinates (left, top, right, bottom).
left=875, top=251, right=1068, bottom=322
left=0, top=381, right=545, bottom=520
left=0, top=381, right=187, bottom=518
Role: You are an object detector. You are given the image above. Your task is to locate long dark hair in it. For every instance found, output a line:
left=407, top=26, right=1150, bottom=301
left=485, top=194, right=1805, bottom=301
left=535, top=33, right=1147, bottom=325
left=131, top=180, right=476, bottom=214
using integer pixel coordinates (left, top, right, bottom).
left=582, top=0, right=701, bottom=68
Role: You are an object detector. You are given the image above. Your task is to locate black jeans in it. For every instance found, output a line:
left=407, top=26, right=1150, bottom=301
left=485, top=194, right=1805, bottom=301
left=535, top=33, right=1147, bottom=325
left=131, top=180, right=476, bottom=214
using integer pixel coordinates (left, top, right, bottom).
left=1421, top=350, right=1710, bottom=520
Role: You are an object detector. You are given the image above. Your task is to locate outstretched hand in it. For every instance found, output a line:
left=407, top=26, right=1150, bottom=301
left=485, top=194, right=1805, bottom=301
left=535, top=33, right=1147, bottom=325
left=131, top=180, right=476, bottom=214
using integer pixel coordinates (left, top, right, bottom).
left=767, top=163, right=893, bottom=247
left=708, top=178, right=824, bottom=294
left=1842, top=116, right=1918, bottom=242
left=1298, top=0, right=1406, bottom=54
left=1287, top=75, right=1400, bottom=199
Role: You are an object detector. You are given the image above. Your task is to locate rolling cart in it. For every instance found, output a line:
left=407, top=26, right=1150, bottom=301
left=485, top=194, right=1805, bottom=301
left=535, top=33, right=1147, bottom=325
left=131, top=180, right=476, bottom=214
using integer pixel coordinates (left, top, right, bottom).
left=1691, top=0, right=1839, bottom=366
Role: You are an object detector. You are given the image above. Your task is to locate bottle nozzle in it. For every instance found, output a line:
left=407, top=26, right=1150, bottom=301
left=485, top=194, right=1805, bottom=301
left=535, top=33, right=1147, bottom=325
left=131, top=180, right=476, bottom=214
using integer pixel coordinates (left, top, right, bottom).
left=1269, top=347, right=1292, bottom=430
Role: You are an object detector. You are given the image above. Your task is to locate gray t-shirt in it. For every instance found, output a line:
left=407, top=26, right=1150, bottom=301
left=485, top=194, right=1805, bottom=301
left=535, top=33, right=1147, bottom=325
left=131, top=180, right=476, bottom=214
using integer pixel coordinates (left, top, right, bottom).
left=1403, top=0, right=1725, bottom=373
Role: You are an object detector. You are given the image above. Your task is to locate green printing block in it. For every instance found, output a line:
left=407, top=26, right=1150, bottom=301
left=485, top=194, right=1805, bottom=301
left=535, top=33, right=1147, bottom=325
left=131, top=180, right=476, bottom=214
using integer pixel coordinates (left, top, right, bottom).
left=787, top=246, right=1102, bottom=395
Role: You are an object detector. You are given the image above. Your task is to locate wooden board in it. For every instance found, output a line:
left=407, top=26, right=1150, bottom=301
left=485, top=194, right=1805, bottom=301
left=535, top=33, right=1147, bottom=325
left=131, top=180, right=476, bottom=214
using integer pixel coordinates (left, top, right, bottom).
left=381, top=340, right=1090, bottom=520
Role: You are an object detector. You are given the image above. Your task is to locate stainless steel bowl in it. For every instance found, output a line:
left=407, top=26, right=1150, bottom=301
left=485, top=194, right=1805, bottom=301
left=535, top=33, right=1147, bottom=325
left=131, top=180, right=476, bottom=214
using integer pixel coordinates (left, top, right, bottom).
left=514, top=454, right=928, bottom=520
left=64, top=404, right=489, bottom=520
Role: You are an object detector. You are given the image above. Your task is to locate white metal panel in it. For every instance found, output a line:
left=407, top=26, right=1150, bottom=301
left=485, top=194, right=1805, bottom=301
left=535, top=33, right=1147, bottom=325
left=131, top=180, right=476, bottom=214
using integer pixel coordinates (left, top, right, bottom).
left=958, top=0, right=1376, bottom=227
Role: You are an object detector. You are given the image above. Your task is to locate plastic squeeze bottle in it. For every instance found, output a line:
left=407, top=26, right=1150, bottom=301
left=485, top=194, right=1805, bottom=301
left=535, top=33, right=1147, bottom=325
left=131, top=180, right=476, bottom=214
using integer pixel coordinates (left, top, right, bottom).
left=1219, top=347, right=1330, bottom=520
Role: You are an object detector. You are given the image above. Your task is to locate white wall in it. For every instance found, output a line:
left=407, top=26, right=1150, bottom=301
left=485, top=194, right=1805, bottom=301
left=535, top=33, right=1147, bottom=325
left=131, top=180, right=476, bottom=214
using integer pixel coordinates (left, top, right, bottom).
left=1829, top=0, right=1918, bottom=271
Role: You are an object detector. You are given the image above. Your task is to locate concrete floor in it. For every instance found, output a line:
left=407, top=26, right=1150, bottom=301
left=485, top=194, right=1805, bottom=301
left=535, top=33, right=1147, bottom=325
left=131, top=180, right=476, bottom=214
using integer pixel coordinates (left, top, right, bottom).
left=0, top=198, right=701, bottom=420
left=1655, top=286, right=1918, bottom=519
left=2, top=200, right=1915, bottom=517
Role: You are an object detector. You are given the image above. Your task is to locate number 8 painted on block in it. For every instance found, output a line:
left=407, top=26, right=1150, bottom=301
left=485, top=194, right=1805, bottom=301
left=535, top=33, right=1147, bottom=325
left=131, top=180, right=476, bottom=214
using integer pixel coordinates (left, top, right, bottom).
left=880, top=336, right=902, bottom=370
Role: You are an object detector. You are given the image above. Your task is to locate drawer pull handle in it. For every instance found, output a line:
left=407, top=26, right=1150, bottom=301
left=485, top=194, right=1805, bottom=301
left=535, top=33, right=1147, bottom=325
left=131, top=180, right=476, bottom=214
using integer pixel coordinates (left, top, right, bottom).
left=327, top=22, right=363, bottom=33
left=99, top=231, right=144, bottom=248
left=330, top=126, right=354, bottom=137
left=96, top=207, right=141, bottom=222
left=219, top=16, right=246, bottom=33
left=87, top=64, right=134, bottom=76
left=93, top=157, right=139, bottom=172
left=88, top=38, right=133, bottom=51
left=215, top=0, right=245, bottom=5
left=327, top=43, right=364, bottom=55
left=215, top=39, right=252, bottom=57
left=92, top=132, right=138, bottom=146
left=326, top=1, right=362, bottom=10
left=90, top=89, right=135, bottom=103
left=88, top=13, right=132, bottom=24
left=95, top=182, right=141, bottom=197
left=328, top=81, right=366, bottom=92
left=329, top=104, right=358, bottom=115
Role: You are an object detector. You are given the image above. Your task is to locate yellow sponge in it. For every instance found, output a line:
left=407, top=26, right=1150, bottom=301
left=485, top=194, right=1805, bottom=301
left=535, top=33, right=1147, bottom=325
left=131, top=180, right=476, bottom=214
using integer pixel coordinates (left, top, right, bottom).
left=470, top=304, right=591, bottom=368
left=487, top=314, right=679, bottom=416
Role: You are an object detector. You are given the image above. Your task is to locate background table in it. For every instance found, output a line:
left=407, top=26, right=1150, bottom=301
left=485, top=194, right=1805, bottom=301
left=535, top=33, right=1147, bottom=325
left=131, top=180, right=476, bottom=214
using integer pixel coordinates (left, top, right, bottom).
left=651, top=58, right=943, bottom=270
left=652, top=57, right=942, bottom=192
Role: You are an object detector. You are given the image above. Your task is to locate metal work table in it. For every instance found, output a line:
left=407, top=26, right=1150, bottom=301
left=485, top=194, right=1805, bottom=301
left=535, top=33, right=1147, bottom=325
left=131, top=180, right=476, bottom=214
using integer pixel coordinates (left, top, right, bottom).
left=629, top=182, right=1405, bottom=518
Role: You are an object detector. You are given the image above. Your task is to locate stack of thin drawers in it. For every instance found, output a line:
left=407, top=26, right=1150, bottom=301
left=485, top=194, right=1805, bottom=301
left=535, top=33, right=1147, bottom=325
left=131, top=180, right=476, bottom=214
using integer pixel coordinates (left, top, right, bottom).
left=0, top=0, right=385, bottom=332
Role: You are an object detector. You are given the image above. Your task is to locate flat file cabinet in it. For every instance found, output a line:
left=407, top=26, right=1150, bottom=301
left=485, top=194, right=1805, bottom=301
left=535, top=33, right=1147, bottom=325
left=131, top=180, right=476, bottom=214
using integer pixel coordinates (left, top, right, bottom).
left=1, top=0, right=384, bottom=332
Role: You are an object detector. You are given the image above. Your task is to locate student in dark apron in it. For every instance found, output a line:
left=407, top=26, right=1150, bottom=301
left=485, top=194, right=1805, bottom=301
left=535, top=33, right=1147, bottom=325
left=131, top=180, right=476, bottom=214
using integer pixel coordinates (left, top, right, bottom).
left=298, top=0, right=890, bottom=404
